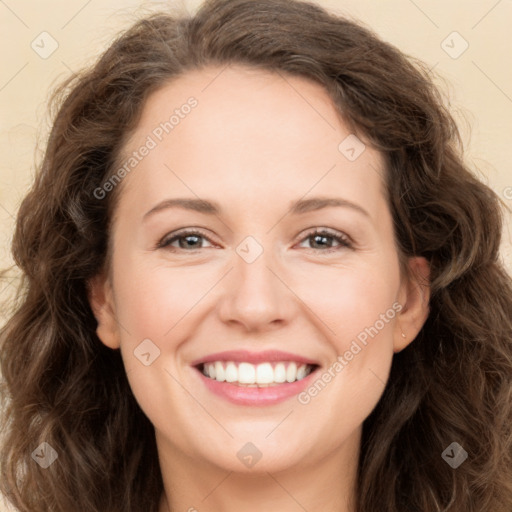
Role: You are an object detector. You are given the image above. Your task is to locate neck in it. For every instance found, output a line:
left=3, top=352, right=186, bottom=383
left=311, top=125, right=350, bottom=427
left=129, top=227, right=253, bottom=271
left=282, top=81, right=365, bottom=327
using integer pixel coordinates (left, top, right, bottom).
left=157, top=428, right=360, bottom=512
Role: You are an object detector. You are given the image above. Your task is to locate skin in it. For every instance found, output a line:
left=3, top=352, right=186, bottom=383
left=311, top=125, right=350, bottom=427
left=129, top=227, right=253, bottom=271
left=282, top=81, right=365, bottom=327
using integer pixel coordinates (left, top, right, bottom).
left=88, top=65, right=430, bottom=512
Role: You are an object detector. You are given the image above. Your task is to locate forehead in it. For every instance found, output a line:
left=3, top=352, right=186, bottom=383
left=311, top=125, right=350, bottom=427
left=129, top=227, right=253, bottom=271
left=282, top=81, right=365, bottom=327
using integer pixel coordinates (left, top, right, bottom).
left=114, top=65, right=386, bottom=221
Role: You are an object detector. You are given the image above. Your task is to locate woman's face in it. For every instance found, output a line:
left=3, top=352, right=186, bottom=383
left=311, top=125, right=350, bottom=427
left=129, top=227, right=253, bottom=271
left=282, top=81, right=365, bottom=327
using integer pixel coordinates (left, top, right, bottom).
left=89, top=65, right=429, bottom=474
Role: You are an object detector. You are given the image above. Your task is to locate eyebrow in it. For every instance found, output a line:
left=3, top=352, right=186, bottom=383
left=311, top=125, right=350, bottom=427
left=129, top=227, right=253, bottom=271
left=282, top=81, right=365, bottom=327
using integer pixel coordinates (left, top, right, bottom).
left=142, top=196, right=370, bottom=221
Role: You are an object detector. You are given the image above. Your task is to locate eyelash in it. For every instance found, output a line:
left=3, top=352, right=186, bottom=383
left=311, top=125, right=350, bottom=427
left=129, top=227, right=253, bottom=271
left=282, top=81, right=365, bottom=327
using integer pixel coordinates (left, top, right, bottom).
left=156, top=227, right=353, bottom=253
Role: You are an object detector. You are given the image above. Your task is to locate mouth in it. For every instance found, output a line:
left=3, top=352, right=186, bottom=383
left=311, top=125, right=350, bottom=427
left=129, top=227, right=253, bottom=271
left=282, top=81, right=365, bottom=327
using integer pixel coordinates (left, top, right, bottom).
left=190, top=350, right=321, bottom=405
left=197, top=361, right=318, bottom=387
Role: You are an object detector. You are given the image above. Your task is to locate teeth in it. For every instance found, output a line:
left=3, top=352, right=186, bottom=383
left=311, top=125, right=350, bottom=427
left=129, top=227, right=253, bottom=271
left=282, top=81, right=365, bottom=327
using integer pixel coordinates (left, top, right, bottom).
left=225, top=362, right=237, bottom=383
left=201, top=361, right=314, bottom=386
left=286, top=362, right=297, bottom=383
left=296, top=364, right=307, bottom=381
left=256, top=363, right=274, bottom=384
left=238, top=362, right=256, bottom=384
left=274, top=363, right=286, bottom=383
left=214, top=361, right=225, bottom=382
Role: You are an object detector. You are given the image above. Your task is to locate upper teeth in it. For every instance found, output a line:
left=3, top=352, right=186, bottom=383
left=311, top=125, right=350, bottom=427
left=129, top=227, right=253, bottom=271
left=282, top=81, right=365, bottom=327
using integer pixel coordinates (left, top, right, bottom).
left=201, top=361, right=313, bottom=386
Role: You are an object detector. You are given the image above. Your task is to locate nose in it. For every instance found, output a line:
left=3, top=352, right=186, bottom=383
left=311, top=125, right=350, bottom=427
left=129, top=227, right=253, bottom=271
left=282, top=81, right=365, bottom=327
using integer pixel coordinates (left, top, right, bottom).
left=217, top=242, right=294, bottom=332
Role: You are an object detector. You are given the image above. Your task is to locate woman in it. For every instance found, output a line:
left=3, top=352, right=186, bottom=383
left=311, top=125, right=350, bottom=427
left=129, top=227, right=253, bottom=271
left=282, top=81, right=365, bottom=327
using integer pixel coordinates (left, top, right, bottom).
left=1, top=0, right=511, bottom=510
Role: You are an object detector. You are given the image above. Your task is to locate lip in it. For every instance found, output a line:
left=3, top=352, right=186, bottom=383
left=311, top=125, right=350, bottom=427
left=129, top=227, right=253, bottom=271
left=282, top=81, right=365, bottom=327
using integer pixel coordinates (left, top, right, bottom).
left=190, top=350, right=321, bottom=406
left=194, top=365, right=320, bottom=406
left=190, top=350, right=320, bottom=366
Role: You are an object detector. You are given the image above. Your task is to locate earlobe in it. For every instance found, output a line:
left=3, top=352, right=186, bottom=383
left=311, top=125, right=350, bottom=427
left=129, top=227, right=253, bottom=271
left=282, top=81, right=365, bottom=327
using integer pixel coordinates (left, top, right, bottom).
left=87, top=273, right=121, bottom=349
left=394, top=256, right=430, bottom=353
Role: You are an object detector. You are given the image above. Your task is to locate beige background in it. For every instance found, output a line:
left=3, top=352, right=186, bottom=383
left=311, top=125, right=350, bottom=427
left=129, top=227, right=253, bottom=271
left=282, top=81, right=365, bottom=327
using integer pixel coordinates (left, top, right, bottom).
left=0, top=0, right=511, bottom=509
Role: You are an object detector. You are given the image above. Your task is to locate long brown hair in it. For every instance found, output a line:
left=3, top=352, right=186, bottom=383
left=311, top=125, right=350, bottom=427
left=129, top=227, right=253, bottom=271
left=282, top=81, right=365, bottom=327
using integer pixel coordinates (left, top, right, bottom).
left=1, top=0, right=511, bottom=510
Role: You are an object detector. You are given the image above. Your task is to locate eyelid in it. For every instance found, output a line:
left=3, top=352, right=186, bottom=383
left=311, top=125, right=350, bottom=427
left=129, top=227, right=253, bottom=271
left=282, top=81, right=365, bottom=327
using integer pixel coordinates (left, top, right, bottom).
left=156, top=226, right=354, bottom=252
left=156, top=227, right=216, bottom=250
left=295, top=227, right=353, bottom=251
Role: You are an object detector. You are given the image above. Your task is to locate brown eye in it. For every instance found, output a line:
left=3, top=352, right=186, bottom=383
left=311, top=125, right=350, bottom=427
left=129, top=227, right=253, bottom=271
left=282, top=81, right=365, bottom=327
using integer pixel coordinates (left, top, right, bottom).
left=298, top=229, right=352, bottom=252
left=158, top=229, right=214, bottom=251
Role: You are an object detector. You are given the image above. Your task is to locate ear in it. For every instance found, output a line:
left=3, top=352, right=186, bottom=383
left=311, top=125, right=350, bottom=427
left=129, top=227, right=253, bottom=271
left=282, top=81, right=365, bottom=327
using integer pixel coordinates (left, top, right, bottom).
left=87, top=272, right=121, bottom=349
left=394, top=256, right=430, bottom=353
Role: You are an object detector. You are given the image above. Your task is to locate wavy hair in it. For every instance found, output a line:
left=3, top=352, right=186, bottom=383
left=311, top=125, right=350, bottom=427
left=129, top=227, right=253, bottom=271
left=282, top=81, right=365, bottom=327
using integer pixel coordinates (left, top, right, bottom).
left=1, top=0, right=511, bottom=510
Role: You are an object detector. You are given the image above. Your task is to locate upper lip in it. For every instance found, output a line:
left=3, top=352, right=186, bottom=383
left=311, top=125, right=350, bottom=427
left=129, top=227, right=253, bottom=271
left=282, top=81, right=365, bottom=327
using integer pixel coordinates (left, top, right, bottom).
left=190, top=350, right=320, bottom=367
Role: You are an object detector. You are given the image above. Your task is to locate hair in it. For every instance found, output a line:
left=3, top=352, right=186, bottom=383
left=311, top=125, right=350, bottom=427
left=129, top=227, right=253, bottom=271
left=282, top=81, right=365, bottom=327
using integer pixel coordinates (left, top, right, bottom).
left=1, top=0, right=511, bottom=510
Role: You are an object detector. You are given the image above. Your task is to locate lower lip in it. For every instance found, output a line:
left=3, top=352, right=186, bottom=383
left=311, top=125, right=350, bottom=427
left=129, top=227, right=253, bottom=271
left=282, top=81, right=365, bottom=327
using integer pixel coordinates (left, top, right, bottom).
left=194, top=367, right=319, bottom=406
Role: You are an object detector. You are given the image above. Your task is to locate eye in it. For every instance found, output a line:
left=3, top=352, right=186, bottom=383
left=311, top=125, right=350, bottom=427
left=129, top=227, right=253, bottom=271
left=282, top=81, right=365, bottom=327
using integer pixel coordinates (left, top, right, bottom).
left=297, top=228, right=353, bottom=252
left=156, top=227, right=353, bottom=253
left=157, top=229, right=215, bottom=251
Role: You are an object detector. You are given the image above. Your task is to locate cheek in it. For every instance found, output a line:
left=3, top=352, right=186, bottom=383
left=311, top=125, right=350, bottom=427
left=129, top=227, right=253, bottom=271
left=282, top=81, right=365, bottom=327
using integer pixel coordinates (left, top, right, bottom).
left=112, top=260, right=208, bottom=444
left=292, top=259, right=400, bottom=409
left=293, top=262, right=400, bottom=429
left=291, top=258, right=401, bottom=349
left=113, top=247, right=401, bottom=360
left=113, top=257, right=205, bottom=339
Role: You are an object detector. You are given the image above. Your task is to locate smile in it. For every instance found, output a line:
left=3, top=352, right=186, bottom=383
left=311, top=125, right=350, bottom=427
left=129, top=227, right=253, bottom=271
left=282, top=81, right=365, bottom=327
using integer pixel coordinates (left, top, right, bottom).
left=191, top=350, right=321, bottom=406
left=200, top=361, right=316, bottom=386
